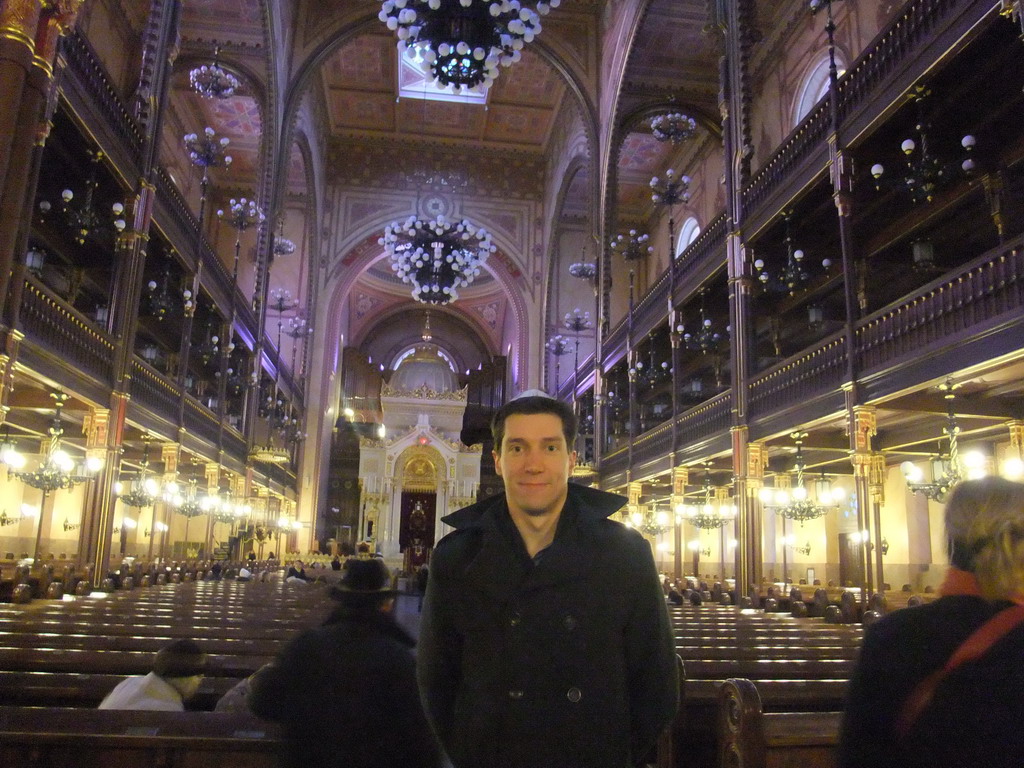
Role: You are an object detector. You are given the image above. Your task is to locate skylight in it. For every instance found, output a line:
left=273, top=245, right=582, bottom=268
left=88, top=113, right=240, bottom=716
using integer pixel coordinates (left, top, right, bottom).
left=398, top=44, right=489, bottom=106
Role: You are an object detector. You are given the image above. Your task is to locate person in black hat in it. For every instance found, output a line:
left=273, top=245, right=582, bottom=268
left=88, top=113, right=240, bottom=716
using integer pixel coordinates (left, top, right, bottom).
left=249, top=558, right=440, bottom=768
left=99, top=638, right=206, bottom=711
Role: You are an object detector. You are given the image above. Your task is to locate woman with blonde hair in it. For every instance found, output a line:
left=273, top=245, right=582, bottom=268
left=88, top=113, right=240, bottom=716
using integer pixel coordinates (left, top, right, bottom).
left=839, top=477, right=1024, bottom=768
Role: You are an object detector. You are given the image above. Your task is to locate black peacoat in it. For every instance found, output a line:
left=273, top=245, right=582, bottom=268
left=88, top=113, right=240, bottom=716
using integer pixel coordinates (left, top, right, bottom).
left=417, top=483, right=679, bottom=768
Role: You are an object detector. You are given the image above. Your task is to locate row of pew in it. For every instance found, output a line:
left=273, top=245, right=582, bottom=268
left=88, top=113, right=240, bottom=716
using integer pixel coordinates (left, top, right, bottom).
left=0, top=571, right=869, bottom=767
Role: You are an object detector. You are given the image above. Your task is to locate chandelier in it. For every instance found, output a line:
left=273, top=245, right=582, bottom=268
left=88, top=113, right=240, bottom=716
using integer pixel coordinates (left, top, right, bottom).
left=869, top=85, right=975, bottom=204
left=610, top=229, right=653, bottom=262
left=0, top=393, right=103, bottom=494
left=628, top=501, right=672, bottom=537
left=568, top=247, right=597, bottom=281
left=378, top=0, right=559, bottom=91
left=116, top=439, right=160, bottom=509
left=678, top=469, right=736, bottom=530
left=753, top=212, right=832, bottom=296
left=37, top=151, right=126, bottom=246
left=675, top=288, right=727, bottom=354
left=900, top=380, right=962, bottom=502
left=382, top=215, right=494, bottom=305
left=546, top=334, right=571, bottom=357
left=650, top=168, right=691, bottom=207
left=218, top=197, right=264, bottom=232
left=651, top=112, right=697, bottom=144
left=164, top=478, right=206, bottom=519
left=184, top=127, right=232, bottom=169
left=569, top=262, right=597, bottom=280
left=274, top=231, right=296, bottom=258
left=629, top=344, right=670, bottom=391
left=759, top=432, right=844, bottom=523
left=189, top=46, right=240, bottom=99
left=563, top=307, right=592, bottom=335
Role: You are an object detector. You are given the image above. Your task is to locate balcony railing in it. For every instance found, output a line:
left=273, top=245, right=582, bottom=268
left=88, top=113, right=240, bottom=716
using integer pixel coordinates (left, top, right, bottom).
left=61, top=32, right=143, bottom=160
left=675, top=390, right=732, bottom=447
left=857, top=237, right=1024, bottom=373
left=19, top=279, right=114, bottom=383
left=184, top=396, right=222, bottom=446
left=742, top=0, right=980, bottom=221
left=749, top=333, right=847, bottom=419
left=129, top=360, right=181, bottom=423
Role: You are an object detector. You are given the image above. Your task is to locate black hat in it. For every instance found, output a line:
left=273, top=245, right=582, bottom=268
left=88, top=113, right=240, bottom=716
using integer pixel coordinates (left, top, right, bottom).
left=153, top=639, right=207, bottom=678
left=334, top=558, right=395, bottom=595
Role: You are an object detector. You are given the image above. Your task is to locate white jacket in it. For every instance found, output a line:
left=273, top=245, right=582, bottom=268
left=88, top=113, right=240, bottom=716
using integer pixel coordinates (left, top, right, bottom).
left=98, top=671, right=184, bottom=711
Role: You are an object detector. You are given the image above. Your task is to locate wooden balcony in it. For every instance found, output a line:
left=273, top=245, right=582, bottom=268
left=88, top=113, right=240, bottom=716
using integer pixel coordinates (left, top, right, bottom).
left=17, top=278, right=114, bottom=398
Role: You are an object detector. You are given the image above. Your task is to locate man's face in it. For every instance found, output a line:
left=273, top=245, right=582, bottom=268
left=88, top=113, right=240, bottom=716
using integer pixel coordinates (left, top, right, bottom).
left=494, top=413, right=577, bottom=519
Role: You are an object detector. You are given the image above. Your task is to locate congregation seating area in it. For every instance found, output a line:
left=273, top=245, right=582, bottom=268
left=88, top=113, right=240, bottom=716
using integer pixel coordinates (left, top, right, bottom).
left=0, top=569, right=926, bottom=768
left=659, top=593, right=863, bottom=768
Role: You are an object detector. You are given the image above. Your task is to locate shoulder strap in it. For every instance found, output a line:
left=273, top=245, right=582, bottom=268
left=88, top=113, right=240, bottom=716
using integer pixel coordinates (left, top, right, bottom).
left=896, top=603, right=1024, bottom=738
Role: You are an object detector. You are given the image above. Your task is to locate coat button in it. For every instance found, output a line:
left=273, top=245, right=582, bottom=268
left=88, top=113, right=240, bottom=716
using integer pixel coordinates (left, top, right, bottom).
left=566, top=687, right=582, bottom=703
left=509, top=612, right=521, bottom=627
left=563, top=614, right=577, bottom=631
left=508, top=689, right=524, bottom=700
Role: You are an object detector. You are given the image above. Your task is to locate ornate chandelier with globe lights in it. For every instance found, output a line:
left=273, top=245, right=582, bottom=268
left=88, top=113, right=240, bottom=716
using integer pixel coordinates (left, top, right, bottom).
left=382, top=215, right=494, bottom=305
left=650, top=112, right=697, bottom=144
left=189, top=46, right=240, bottom=100
left=759, top=432, right=844, bottom=523
left=609, top=229, right=653, bottom=263
left=378, top=0, right=560, bottom=91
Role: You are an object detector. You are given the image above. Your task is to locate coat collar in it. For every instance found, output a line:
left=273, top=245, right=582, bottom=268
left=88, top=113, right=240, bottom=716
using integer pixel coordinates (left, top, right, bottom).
left=442, top=484, right=627, bottom=603
left=440, top=482, right=627, bottom=530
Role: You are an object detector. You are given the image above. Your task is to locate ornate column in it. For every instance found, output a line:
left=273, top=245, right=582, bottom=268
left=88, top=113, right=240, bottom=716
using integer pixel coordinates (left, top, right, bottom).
left=157, top=443, right=179, bottom=563
left=78, top=400, right=123, bottom=584
left=202, top=461, right=219, bottom=558
left=670, top=465, right=688, bottom=580
left=0, top=0, right=80, bottom=319
left=849, top=403, right=878, bottom=601
left=743, top=437, right=767, bottom=590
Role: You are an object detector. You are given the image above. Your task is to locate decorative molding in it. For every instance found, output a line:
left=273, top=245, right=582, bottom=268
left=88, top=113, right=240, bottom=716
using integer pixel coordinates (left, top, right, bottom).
left=381, top=383, right=468, bottom=402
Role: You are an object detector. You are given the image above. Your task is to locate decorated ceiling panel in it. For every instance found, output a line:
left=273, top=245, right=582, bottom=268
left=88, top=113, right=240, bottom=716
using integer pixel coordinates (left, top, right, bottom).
left=180, top=0, right=265, bottom=47
left=328, top=91, right=396, bottom=132
left=483, top=105, right=553, bottom=145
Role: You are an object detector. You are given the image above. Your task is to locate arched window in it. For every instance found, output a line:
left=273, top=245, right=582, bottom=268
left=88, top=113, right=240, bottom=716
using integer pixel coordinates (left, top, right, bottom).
left=793, top=54, right=846, bottom=125
left=676, top=216, right=701, bottom=256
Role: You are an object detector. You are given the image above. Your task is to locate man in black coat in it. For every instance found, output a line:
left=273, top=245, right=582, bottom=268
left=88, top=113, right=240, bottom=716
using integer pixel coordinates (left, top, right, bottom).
left=249, top=558, right=441, bottom=768
left=417, top=392, right=678, bottom=768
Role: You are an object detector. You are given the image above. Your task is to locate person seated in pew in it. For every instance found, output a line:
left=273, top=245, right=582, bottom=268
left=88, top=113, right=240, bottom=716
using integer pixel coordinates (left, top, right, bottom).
left=285, top=560, right=308, bottom=583
left=214, top=663, right=274, bottom=713
left=839, top=478, right=1024, bottom=768
left=249, top=558, right=440, bottom=768
left=98, top=639, right=207, bottom=711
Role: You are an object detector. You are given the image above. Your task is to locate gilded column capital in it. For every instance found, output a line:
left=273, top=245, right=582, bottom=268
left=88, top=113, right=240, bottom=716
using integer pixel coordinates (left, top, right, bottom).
left=0, top=0, right=40, bottom=50
left=869, top=453, right=887, bottom=503
left=671, top=465, right=689, bottom=496
left=82, top=407, right=110, bottom=448
left=851, top=405, right=877, bottom=453
left=1007, top=419, right=1024, bottom=452
left=746, top=440, right=767, bottom=494
left=160, top=443, right=179, bottom=476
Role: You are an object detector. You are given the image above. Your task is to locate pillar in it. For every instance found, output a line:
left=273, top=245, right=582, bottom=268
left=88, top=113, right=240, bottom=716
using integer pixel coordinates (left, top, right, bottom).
left=849, top=403, right=878, bottom=600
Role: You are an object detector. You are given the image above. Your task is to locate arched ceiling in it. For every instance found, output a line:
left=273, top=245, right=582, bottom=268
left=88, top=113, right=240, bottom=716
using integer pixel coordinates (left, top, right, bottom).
left=611, top=0, right=723, bottom=224
left=110, top=0, right=736, bottom=357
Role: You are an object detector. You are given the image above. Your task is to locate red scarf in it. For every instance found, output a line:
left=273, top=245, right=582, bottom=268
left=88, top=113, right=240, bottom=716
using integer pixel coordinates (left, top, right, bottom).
left=939, top=566, right=1024, bottom=605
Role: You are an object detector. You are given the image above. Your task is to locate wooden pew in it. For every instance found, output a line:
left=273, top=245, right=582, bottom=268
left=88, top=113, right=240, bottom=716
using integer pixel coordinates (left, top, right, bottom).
left=0, top=671, right=239, bottom=709
left=0, top=707, right=281, bottom=768
left=717, top=678, right=841, bottom=768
